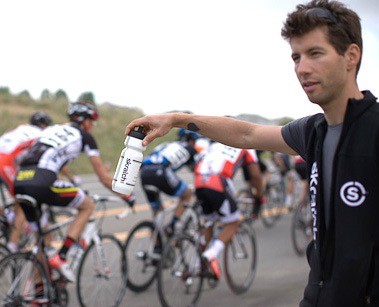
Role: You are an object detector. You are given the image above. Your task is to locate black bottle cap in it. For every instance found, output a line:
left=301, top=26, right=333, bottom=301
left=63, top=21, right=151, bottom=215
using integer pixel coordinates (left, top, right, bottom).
left=128, top=126, right=146, bottom=140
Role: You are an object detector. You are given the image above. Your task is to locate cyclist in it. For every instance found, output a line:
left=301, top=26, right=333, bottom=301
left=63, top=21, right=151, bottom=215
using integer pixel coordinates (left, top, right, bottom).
left=0, top=112, right=52, bottom=253
left=194, top=141, right=263, bottom=279
left=140, top=128, right=199, bottom=236
left=13, top=101, right=134, bottom=282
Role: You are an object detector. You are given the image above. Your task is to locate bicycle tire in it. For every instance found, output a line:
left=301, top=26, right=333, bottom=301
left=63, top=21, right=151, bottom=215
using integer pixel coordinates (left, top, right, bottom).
left=123, top=220, right=163, bottom=292
left=223, top=222, right=257, bottom=294
left=76, top=234, right=127, bottom=307
left=291, top=200, right=313, bottom=256
left=0, top=252, right=51, bottom=305
left=157, top=234, right=204, bottom=307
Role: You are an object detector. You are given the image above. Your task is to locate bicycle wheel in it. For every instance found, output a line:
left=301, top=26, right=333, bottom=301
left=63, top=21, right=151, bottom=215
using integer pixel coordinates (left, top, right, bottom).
left=0, top=252, right=51, bottom=306
left=76, top=234, right=127, bottom=307
left=291, top=200, right=313, bottom=256
left=224, top=222, right=257, bottom=294
left=261, top=183, right=284, bottom=228
left=124, top=220, right=163, bottom=292
left=157, top=234, right=203, bottom=307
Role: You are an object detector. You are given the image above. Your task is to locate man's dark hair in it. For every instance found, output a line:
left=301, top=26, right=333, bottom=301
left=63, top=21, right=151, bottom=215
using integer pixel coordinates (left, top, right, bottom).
left=281, top=0, right=362, bottom=75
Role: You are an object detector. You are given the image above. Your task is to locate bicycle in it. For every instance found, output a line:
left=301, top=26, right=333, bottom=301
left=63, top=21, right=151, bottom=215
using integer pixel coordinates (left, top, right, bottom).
left=291, top=196, right=312, bottom=256
left=0, top=180, right=36, bottom=251
left=123, top=199, right=201, bottom=293
left=0, top=193, right=127, bottom=307
left=236, top=182, right=286, bottom=228
left=0, top=194, right=72, bottom=306
left=156, top=208, right=257, bottom=307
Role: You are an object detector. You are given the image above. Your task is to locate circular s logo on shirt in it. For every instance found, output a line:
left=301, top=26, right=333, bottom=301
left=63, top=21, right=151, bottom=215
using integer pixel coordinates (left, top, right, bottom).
left=340, top=181, right=367, bottom=207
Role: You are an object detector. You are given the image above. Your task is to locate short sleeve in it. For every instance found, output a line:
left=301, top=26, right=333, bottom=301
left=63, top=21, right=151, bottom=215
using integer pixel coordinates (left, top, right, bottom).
left=281, top=116, right=312, bottom=160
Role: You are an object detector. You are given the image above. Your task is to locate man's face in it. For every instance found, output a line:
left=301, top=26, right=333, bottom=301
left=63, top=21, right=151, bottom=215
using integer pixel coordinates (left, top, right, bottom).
left=289, top=27, right=348, bottom=107
left=81, top=118, right=95, bottom=131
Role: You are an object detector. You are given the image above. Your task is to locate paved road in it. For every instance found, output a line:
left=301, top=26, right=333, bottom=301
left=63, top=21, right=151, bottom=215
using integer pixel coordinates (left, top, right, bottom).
left=66, top=173, right=309, bottom=307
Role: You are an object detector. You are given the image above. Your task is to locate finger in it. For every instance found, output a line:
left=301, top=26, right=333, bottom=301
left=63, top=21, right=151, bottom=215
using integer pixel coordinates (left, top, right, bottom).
left=142, top=130, right=158, bottom=146
left=125, top=118, right=144, bottom=135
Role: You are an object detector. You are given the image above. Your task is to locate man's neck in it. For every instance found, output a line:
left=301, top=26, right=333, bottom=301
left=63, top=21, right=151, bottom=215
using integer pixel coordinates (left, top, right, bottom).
left=323, top=87, right=363, bottom=126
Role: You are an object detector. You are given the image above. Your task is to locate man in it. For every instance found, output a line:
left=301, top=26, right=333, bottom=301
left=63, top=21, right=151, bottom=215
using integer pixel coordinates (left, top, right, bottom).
left=0, top=112, right=52, bottom=253
left=194, top=141, right=263, bottom=279
left=140, top=128, right=199, bottom=235
left=14, top=101, right=133, bottom=282
left=125, top=1, right=375, bottom=305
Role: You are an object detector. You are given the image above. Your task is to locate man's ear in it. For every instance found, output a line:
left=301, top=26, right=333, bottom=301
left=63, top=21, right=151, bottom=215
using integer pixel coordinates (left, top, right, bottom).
left=345, top=43, right=361, bottom=72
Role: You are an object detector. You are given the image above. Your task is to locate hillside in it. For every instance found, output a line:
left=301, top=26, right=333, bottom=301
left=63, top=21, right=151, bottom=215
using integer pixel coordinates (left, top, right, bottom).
left=0, top=90, right=293, bottom=175
left=0, top=91, right=178, bottom=175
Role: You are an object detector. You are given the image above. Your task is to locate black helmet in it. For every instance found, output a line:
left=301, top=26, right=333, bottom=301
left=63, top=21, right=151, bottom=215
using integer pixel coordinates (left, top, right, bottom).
left=30, top=112, right=52, bottom=127
left=67, top=101, right=99, bottom=124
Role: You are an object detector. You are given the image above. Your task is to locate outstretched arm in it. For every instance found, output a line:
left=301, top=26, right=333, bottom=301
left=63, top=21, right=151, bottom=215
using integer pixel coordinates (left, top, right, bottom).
left=125, top=112, right=296, bottom=155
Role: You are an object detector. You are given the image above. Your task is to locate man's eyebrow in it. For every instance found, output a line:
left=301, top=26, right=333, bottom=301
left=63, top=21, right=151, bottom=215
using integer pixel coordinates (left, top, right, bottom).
left=291, top=46, right=325, bottom=58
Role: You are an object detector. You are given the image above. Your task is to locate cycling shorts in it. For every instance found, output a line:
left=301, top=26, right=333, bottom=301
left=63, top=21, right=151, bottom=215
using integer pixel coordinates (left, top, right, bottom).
left=14, top=166, right=85, bottom=223
left=195, top=176, right=239, bottom=224
left=0, top=153, right=16, bottom=196
left=140, top=164, right=187, bottom=210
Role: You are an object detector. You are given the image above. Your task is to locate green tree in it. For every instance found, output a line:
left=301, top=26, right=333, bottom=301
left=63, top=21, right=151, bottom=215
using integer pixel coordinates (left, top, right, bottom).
left=78, top=92, right=95, bottom=104
left=278, top=117, right=294, bottom=125
left=0, top=87, right=10, bottom=95
left=55, top=89, right=68, bottom=101
left=18, top=90, right=31, bottom=98
left=40, top=89, right=52, bottom=100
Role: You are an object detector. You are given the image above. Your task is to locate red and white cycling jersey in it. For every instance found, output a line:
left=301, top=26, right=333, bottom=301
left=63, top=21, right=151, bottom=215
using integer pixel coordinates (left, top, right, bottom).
left=0, top=124, right=43, bottom=157
left=195, top=142, right=258, bottom=178
left=194, top=142, right=258, bottom=192
left=0, top=124, right=43, bottom=194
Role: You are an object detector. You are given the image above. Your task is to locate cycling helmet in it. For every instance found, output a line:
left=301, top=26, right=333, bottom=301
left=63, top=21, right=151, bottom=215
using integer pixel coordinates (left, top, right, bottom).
left=67, top=101, right=99, bottom=123
left=30, top=112, right=52, bottom=127
left=177, top=128, right=199, bottom=142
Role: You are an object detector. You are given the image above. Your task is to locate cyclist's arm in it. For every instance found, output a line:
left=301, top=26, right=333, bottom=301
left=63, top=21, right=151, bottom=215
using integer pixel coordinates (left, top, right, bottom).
left=89, top=155, right=134, bottom=201
left=89, top=155, right=113, bottom=190
left=59, top=165, right=80, bottom=185
left=126, top=113, right=296, bottom=155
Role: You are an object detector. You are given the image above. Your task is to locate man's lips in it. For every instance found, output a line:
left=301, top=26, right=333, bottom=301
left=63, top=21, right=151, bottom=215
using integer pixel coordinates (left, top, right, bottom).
left=302, top=81, right=319, bottom=92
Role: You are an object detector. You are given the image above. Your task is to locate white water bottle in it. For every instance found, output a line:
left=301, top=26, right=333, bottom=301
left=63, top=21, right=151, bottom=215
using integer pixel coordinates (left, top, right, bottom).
left=112, top=126, right=146, bottom=195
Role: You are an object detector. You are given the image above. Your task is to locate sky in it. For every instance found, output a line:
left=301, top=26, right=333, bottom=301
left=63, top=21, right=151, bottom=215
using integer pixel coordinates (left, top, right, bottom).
left=1, top=0, right=378, bottom=120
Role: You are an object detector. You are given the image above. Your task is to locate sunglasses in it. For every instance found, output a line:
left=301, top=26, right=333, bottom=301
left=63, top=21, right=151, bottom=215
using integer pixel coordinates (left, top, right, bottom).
left=304, top=7, right=338, bottom=25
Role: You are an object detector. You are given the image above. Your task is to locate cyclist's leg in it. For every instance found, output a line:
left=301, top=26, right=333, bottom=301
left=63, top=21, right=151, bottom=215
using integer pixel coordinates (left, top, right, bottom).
left=0, top=160, right=26, bottom=252
left=46, top=185, right=90, bottom=282
left=166, top=182, right=192, bottom=234
left=64, top=195, right=93, bottom=241
left=7, top=203, right=27, bottom=252
left=146, top=165, right=190, bottom=233
left=284, top=170, right=294, bottom=208
left=140, top=164, right=164, bottom=216
left=50, top=187, right=92, bottom=261
left=202, top=178, right=240, bottom=261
